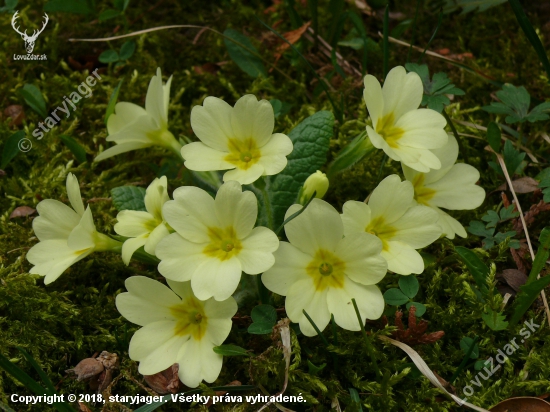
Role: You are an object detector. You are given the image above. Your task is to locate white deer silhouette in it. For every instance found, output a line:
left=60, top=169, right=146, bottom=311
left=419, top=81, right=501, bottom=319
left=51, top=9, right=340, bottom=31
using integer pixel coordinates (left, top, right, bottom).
left=11, top=11, right=49, bottom=54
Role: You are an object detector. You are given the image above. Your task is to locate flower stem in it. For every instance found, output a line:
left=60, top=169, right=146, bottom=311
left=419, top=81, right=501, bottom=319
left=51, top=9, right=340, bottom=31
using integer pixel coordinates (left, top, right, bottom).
left=256, top=275, right=271, bottom=305
left=351, top=298, right=381, bottom=378
left=257, top=181, right=274, bottom=230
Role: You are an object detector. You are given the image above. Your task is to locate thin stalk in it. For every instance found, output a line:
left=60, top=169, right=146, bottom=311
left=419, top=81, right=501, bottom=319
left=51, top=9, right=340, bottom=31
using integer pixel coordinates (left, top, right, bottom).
left=419, top=10, right=443, bottom=63
left=442, top=109, right=469, bottom=163
left=351, top=299, right=381, bottom=378
left=256, top=275, right=271, bottom=305
left=383, top=5, right=389, bottom=78
left=302, top=309, right=330, bottom=347
left=259, top=185, right=274, bottom=230
left=275, top=191, right=316, bottom=236
left=406, top=0, right=421, bottom=64
left=449, top=336, right=479, bottom=384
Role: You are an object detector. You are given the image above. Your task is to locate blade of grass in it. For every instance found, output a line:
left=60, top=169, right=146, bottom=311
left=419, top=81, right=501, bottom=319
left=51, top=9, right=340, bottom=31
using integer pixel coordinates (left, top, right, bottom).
left=419, top=9, right=443, bottom=63
left=383, top=5, right=389, bottom=78
left=275, top=191, right=316, bottom=236
left=351, top=298, right=381, bottom=378
left=308, top=0, right=319, bottom=48
left=407, top=0, right=422, bottom=63
left=508, top=0, right=550, bottom=82
left=16, top=347, right=56, bottom=394
left=348, top=11, right=368, bottom=75
left=0, top=401, right=16, bottom=412
left=302, top=309, right=330, bottom=347
left=442, top=110, right=469, bottom=163
left=449, top=336, right=479, bottom=384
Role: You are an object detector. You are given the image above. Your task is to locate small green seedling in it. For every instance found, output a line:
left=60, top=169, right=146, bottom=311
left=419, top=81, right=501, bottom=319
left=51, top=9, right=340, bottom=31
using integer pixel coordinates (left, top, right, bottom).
left=383, top=276, right=426, bottom=317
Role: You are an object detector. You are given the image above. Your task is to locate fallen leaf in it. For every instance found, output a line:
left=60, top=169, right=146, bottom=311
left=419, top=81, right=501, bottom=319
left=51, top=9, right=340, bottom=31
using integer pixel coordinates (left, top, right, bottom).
left=3, top=105, right=25, bottom=127
left=501, top=269, right=528, bottom=292
left=384, top=306, right=445, bottom=346
left=78, top=402, right=93, bottom=412
left=497, top=177, right=540, bottom=193
left=193, top=62, right=221, bottom=75
left=143, top=364, right=180, bottom=394
left=273, top=22, right=311, bottom=63
left=9, top=206, right=36, bottom=219
left=489, top=396, right=550, bottom=411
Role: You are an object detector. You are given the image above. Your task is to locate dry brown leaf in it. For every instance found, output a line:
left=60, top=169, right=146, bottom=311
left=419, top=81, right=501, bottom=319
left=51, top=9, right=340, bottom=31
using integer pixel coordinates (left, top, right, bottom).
left=497, top=177, right=540, bottom=193
left=77, top=402, right=93, bottom=412
left=9, top=206, right=36, bottom=219
left=501, top=269, right=528, bottom=292
left=3, top=105, right=25, bottom=127
left=489, top=396, right=550, bottom=411
left=386, top=306, right=445, bottom=346
left=143, top=364, right=180, bottom=394
left=273, top=22, right=311, bottom=63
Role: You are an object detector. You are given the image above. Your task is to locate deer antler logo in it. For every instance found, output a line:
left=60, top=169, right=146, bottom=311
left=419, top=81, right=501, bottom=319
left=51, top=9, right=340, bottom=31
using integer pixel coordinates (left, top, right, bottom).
left=11, top=11, right=49, bottom=54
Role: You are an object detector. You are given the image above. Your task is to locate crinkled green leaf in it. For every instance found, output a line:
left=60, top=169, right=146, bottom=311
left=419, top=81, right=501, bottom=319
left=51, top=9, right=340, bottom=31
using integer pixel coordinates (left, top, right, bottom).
left=111, top=186, right=146, bottom=211
left=268, top=111, right=333, bottom=228
left=481, top=309, right=508, bottom=331
left=223, top=28, right=267, bottom=78
left=467, top=221, right=494, bottom=237
left=481, top=210, right=499, bottom=228
left=482, top=84, right=550, bottom=124
left=499, top=205, right=519, bottom=221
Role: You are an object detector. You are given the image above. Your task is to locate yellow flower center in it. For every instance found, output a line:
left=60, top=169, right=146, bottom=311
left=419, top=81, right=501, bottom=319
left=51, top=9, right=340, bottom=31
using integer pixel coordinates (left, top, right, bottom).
left=306, top=249, right=346, bottom=291
left=411, top=174, right=436, bottom=205
left=225, top=138, right=261, bottom=170
left=365, top=216, right=397, bottom=251
left=203, top=226, right=242, bottom=260
left=376, top=113, right=404, bottom=149
left=170, top=298, right=208, bottom=340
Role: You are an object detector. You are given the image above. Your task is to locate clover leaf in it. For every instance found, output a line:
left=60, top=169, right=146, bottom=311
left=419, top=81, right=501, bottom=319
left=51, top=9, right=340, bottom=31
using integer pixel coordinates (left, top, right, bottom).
left=482, top=83, right=550, bottom=124
left=405, top=63, right=465, bottom=113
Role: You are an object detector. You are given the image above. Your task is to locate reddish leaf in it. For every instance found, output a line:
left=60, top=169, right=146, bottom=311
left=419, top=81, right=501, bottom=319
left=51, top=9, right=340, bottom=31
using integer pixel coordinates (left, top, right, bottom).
left=273, top=22, right=311, bottom=63
left=9, top=206, right=36, bottom=219
left=490, top=397, right=550, bottom=411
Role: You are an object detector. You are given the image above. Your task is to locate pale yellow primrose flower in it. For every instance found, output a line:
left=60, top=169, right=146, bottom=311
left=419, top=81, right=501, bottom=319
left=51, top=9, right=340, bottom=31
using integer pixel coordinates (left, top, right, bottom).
left=95, top=68, right=182, bottom=162
left=114, top=176, right=171, bottom=265
left=155, top=180, right=279, bottom=301
left=403, top=134, right=486, bottom=239
left=363, top=66, right=448, bottom=173
left=298, top=170, right=329, bottom=204
left=181, top=94, right=293, bottom=185
left=27, top=173, right=121, bottom=284
left=341, top=175, right=442, bottom=276
left=262, top=199, right=387, bottom=337
left=116, top=276, right=237, bottom=388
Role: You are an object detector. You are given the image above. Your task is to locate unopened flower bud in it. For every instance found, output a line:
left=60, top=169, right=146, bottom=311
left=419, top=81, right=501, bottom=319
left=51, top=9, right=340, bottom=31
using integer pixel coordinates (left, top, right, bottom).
left=299, top=171, right=329, bottom=204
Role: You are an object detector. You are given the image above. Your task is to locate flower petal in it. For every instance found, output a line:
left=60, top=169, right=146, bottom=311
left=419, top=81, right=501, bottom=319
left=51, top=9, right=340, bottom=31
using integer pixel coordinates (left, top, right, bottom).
left=382, top=66, right=423, bottom=120
left=94, top=141, right=151, bottom=162
left=145, top=176, right=170, bottom=221
left=334, top=233, right=387, bottom=285
left=419, top=133, right=459, bottom=185
left=33, top=200, right=81, bottom=241
left=434, top=206, right=467, bottom=239
left=286, top=278, right=330, bottom=337
left=222, top=163, right=264, bottom=185
left=382, top=240, right=425, bottom=275
left=107, top=102, right=147, bottom=135
left=238, top=226, right=279, bottom=274
left=191, top=256, right=242, bottom=301
left=284, top=199, right=344, bottom=256
left=116, top=276, right=180, bottom=325
left=144, top=223, right=170, bottom=256
left=341, top=200, right=372, bottom=236
left=67, top=207, right=97, bottom=251
left=121, top=235, right=147, bottom=265
left=231, top=95, right=274, bottom=148
left=190, top=96, right=234, bottom=152
left=262, top=242, right=311, bottom=296
left=145, top=68, right=168, bottom=128
left=368, top=174, right=414, bottom=223
left=156, top=233, right=206, bottom=281
left=395, top=109, right=448, bottom=149
left=391, top=205, right=441, bottom=248
left=257, top=133, right=293, bottom=175
left=215, top=181, right=257, bottom=238
left=176, top=339, right=222, bottom=388
left=327, top=280, right=384, bottom=332
left=114, top=210, right=157, bottom=238
left=181, top=142, right=235, bottom=171
left=428, top=164, right=485, bottom=210
left=363, top=74, right=384, bottom=126
left=66, top=173, right=85, bottom=216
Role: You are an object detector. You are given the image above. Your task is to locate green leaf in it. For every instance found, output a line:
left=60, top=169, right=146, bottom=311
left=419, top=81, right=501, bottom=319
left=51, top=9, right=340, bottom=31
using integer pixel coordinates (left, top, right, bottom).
left=250, top=304, right=277, bottom=325
left=98, top=9, right=121, bottom=21
left=503, top=140, right=525, bottom=176
left=481, top=309, right=508, bottom=331
left=0, top=0, right=17, bottom=12
left=398, top=276, right=419, bottom=299
left=105, top=80, right=123, bottom=124
left=1, top=130, right=26, bottom=169
left=406, top=302, right=426, bottom=317
left=455, top=246, right=490, bottom=295
left=326, top=131, right=375, bottom=178
left=460, top=337, right=479, bottom=359
left=248, top=322, right=275, bottom=334
left=509, top=276, right=550, bottom=328
left=268, top=111, right=334, bottom=228
left=499, top=205, right=519, bottom=221
left=44, top=0, right=93, bottom=14
left=223, top=28, right=267, bottom=78
left=114, top=0, right=130, bottom=11
left=59, top=135, right=87, bottom=163
left=111, top=186, right=146, bottom=211
left=99, top=49, right=120, bottom=63
left=348, top=387, right=363, bottom=412
left=481, top=210, right=499, bottom=228
left=482, top=84, right=546, bottom=124
left=16, top=347, right=56, bottom=394
left=119, top=41, right=136, bottom=61
left=486, top=122, right=501, bottom=152
left=527, top=227, right=550, bottom=283
left=212, top=344, right=251, bottom=357
left=269, top=99, right=292, bottom=118
left=383, top=288, right=409, bottom=306
left=443, top=0, right=506, bottom=14
left=307, top=360, right=326, bottom=376
left=18, top=84, right=47, bottom=118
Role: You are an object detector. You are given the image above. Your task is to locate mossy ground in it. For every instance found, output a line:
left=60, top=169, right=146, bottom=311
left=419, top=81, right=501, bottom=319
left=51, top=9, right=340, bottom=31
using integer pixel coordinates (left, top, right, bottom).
left=1, top=0, right=550, bottom=411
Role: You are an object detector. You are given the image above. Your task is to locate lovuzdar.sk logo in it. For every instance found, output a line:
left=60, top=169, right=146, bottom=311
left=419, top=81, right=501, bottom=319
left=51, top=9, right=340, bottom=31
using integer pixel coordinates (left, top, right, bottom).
left=11, top=10, right=48, bottom=61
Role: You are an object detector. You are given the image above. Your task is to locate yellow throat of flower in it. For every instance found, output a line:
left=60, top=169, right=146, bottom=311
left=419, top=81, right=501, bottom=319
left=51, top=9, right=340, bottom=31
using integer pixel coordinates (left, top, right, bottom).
left=376, top=113, right=404, bottom=149
left=203, top=226, right=242, bottom=260
left=411, top=174, right=436, bottom=205
left=365, top=216, right=396, bottom=251
left=170, top=297, right=208, bottom=340
left=306, top=249, right=346, bottom=291
left=225, top=138, right=261, bottom=170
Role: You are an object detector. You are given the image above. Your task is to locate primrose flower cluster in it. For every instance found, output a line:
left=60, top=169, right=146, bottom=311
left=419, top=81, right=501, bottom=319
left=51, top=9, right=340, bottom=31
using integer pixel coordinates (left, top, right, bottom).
left=27, top=66, right=485, bottom=389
